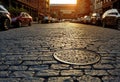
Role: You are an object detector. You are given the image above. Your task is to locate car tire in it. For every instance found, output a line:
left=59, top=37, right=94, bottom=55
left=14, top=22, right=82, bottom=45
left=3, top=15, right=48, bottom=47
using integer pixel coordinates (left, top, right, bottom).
left=4, top=19, right=10, bottom=30
left=117, top=20, right=120, bottom=30
left=102, top=21, right=106, bottom=28
left=1, top=18, right=10, bottom=30
left=17, top=21, right=22, bottom=27
left=28, top=21, right=32, bottom=26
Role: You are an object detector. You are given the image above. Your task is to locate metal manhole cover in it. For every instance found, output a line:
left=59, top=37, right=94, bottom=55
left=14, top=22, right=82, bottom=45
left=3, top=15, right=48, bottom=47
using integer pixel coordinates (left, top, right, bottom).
left=53, top=49, right=101, bottom=65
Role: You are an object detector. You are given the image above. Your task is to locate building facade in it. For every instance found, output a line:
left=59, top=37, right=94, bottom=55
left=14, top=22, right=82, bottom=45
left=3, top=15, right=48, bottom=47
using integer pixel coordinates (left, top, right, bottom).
left=94, top=0, right=120, bottom=15
left=94, top=0, right=103, bottom=15
left=102, top=0, right=120, bottom=12
left=0, top=0, right=50, bottom=20
left=76, top=0, right=91, bottom=17
left=50, top=4, right=76, bottom=19
left=90, top=0, right=95, bottom=13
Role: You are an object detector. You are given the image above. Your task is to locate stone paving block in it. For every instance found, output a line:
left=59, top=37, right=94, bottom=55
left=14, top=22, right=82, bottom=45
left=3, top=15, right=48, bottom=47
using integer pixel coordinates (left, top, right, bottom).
left=107, top=69, right=120, bottom=76
left=0, top=78, right=20, bottom=82
left=22, top=60, right=42, bottom=65
left=5, top=55, right=22, bottom=61
left=61, top=70, right=83, bottom=76
left=21, top=78, right=44, bottom=82
left=4, top=60, right=22, bottom=65
left=114, top=63, right=120, bottom=69
left=85, top=70, right=109, bottom=76
left=37, top=56, right=54, bottom=61
left=22, top=55, right=38, bottom=61
left=42, top=60, right=58, bottom=64
left=48, top=77, right=74, bottom=82
left=0, top=65, right=9, bottom=71
left=8, top=66, right=28, bottom=71
left=0, top=71, right=9, bottom=78
left=10, top=71, right=34, bottom=78
left=50, top=64, right=70, bottom=70
left=28, top=65, right=49, bottom=71
left=93, top=64, right=114, bottom=70
left=100, top=59, right=116, bottom=64
left=77, top=75, right=101, bottom=82
left=35, top=70, right=60, bottom=77
left=73, top=65, right=92, bottom=70
left=102, top=76, right=120, bottom=82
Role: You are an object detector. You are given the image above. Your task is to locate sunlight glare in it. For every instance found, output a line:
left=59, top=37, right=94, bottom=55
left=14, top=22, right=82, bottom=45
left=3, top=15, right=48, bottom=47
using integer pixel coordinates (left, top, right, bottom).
left=50, top=0, right=76, bottom=4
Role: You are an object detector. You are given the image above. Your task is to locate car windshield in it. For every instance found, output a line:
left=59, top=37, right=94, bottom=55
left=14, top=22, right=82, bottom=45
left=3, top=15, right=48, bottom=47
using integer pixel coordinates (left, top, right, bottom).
left=108, top=12, right=118, bottom=15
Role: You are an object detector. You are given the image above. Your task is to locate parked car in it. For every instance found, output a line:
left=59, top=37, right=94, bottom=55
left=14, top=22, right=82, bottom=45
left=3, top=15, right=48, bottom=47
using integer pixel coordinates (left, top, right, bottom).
left=91, top=13, right=101, bottom=25
left=0, top=5, right=11, bottom=30
left=70, top=18, right=82, bottom=23
left=50, top=18, right=59, bottom=23
left=102, top=9, right=120, bottom=29
left=12, top=12, right=33, bottom=27
left=42, top=16, right=50, bottom=23
left=38, top=14, right=44, bottom=24
left=83, top=15, right=91, bottom=24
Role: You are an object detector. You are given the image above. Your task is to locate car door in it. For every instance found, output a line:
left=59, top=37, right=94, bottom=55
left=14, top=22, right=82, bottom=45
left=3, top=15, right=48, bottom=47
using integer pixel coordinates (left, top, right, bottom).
left=25, top=13, right=31, bottom=25
left=20, top=12, right=26, bottom=25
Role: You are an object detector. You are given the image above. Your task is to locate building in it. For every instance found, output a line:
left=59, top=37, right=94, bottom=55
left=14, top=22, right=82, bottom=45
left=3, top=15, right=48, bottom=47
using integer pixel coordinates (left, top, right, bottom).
left=102, top=0, right=120, bottom=12
left=50, top=4, right=76, bottom=19
left=76, top=0, right=91, bottom=17
left=94, top=0, right=103, bottom=15
left=0, top=0, right=50, bottom=20
left=90, top=0, right=96, bottom=13
left=94, top=0, right=120, bottom=15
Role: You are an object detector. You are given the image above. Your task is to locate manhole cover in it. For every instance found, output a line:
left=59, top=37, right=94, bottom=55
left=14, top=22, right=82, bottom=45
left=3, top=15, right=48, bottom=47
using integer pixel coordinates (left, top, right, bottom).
left=53, top=49, right=101, bottom=65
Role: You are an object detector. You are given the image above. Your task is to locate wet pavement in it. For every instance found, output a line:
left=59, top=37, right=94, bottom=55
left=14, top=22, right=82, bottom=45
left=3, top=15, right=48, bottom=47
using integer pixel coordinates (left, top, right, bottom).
left=0, top=22, right=120, bottom=82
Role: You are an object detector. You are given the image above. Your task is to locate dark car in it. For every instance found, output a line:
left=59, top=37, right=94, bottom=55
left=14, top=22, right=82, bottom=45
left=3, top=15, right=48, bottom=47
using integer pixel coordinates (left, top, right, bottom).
left=12, top=12, right=33, bottom=27
left=102, top=9, right=120, bottom=29
left=0, top=5, right=11, bottom=30
left=91, top=13, right=101, bottom=25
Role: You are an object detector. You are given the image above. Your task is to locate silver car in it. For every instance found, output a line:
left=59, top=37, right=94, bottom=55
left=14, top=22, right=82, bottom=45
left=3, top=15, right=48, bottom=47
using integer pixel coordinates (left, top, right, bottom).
left=0, top=5, right=11, bottom=30
left=102, top=9, right=120, bottom=29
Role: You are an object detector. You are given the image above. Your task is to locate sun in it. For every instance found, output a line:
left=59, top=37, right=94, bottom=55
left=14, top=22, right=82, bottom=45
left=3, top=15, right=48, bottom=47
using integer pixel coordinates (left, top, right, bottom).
left=50, top=0, right=77, bottom=4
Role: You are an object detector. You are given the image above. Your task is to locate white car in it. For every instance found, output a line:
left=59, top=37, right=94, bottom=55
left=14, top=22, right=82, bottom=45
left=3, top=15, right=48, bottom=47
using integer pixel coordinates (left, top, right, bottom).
left=83, top=15, right=91, bottom=24
left=42, top=16, right=50, bottom=23
left=102, top=9, right=120, bottom=29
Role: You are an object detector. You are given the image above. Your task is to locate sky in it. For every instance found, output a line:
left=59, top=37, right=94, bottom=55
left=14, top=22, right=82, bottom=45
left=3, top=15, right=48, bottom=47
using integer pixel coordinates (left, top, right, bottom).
left=50, top=0, right=76, bottom=4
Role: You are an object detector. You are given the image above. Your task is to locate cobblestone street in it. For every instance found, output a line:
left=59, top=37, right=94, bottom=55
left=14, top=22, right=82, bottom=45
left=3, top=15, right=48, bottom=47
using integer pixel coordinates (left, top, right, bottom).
left=0, top=22, right=120, bottom=82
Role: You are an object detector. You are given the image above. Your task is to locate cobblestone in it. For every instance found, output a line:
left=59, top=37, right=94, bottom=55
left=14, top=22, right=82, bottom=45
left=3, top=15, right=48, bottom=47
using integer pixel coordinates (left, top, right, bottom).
left=85, top=70, right=109, bottom=76
left=35, top=70, right=60, bottom=77
left=77, top=75, right=101, bottom=82
left=48, top=77, right=73, bottom=82
left=0, top=23, right=120, bottom=81
left=61, top=70, right=83, bottom=76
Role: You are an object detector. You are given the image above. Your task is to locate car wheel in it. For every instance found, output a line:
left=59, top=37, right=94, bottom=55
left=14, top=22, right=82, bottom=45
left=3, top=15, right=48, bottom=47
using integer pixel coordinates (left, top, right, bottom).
left=28, top=21, right=32, bottom=26
left=117, top=20, right=120, bottom=30
left=17, top=21, right=22, bottom=27
left=102, top=21, right=106, bottom=28
left=3, top=19, right=10, bottom=30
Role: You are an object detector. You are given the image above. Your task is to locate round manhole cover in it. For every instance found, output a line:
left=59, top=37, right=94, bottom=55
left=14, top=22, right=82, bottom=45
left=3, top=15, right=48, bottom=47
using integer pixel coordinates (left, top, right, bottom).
left=53, top=49, right=101, bottom=65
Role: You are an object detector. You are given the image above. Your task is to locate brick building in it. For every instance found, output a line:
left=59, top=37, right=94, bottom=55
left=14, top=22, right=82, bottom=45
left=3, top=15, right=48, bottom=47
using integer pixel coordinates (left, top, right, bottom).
left=76, top=0, right=91, bottom=17
left=94, top=0, right=120, bottom=15
left=50, top=4, right=76, bottom=19
left=0, top=0, right=50, bottom=20
left=102, top=0, right=120, bottom=12
left=50, top=0, right=91, bottom=19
